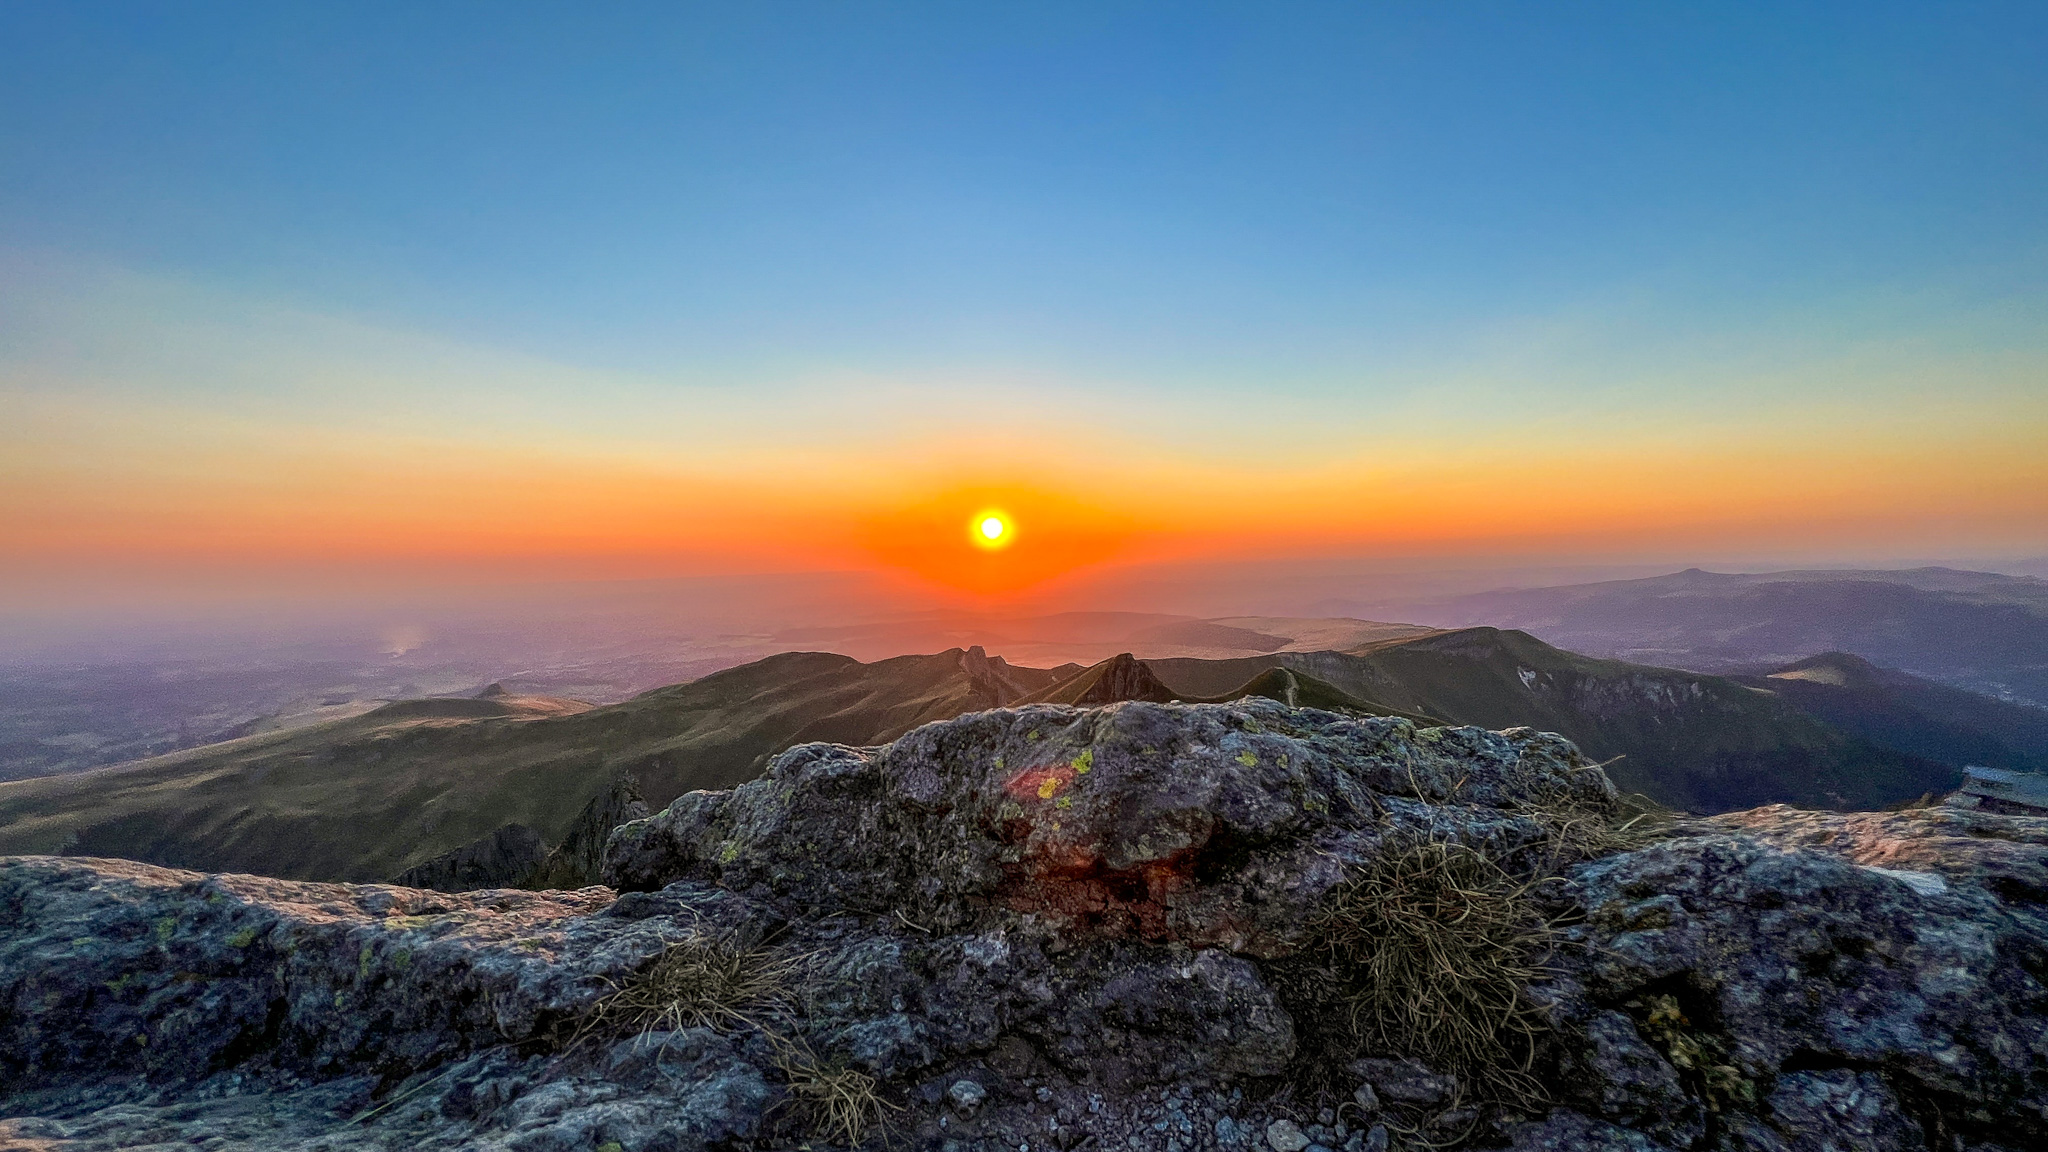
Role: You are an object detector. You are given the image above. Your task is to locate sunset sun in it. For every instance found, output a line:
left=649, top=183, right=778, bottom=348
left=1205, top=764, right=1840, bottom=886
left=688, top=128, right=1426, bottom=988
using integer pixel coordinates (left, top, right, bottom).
left=971, top=510, right=1013, bottom=550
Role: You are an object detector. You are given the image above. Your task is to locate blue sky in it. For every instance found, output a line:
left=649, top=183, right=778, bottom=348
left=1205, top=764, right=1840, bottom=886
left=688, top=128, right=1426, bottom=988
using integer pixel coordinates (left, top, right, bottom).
left=2, top=2, right=2044, bottom=593
left=5, top=2, right=2040, bottom=374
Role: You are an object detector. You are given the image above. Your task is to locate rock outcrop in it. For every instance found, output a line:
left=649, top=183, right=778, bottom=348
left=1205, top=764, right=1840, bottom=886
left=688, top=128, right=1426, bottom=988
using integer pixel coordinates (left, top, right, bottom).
left=392, top=822, right=550, bottom=892
left=4, top=699, right=2045, bottom=1152
left=391, top=778, right=653, bottom=893
left=526, top=776, right=653, bottom=891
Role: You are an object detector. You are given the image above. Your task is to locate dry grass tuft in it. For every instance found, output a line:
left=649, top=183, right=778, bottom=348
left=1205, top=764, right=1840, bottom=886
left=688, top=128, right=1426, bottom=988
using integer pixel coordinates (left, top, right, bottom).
left=579, top=936, right=899, bottom=1147
left=587, top=932, right=804, bottom=1038
left=1307, top=838, right=1557, bottom=1085
left=772, top=1037, right=901, bottom=1149
left=1509, top=759, right=1673, bottom=870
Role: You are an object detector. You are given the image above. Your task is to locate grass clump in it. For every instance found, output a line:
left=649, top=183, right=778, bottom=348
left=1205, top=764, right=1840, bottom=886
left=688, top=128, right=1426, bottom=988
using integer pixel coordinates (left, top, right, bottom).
left=772, top=1037, right=902, bottom=1149
left=1306, top=838, right=1557, bottom=1089
left=579, top=936, right=900, bottom=1148
left=586, top=932, right=804, bottom=1037
left=1502, top=757, right=1673, bottom=870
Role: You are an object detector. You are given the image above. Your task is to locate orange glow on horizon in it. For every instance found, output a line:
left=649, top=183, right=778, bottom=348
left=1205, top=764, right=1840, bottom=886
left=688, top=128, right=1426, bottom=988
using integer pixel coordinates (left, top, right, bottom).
left=3, top=391, right=2044, bottom=604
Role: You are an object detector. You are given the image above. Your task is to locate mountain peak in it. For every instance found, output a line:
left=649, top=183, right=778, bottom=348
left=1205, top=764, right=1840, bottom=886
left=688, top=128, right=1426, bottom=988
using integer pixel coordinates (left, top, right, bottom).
left=1031, top=653, right=1180, bottom=706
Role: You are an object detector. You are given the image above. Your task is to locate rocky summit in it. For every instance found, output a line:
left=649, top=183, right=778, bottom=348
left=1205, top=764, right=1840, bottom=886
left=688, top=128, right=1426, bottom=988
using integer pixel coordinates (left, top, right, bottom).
left=4, top=699, right=2046, bottom=1152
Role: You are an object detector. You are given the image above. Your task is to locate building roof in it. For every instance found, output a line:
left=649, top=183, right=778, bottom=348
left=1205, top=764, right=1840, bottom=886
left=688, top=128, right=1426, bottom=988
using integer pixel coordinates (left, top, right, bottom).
left=1957, top=765, right=2048, bottom=811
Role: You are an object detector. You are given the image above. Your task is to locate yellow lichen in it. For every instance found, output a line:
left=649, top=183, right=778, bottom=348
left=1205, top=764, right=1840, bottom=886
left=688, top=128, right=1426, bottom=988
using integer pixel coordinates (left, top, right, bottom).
left=1038, top=776, right=1063, bottom=799
left=1236, top=749, right=1258, bottom=767
left=1072, top=749, right=1094, bottom=774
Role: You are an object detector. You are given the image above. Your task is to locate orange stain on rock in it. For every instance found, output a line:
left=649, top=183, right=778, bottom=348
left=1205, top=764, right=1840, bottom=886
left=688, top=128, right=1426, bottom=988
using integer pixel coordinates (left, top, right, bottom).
left=1005, top=762, right=1076, bottom=803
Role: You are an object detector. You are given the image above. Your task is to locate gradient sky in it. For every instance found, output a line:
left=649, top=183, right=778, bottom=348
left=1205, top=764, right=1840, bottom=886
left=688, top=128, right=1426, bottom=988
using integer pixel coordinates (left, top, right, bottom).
left=3, top=2, right=2045, bottom=602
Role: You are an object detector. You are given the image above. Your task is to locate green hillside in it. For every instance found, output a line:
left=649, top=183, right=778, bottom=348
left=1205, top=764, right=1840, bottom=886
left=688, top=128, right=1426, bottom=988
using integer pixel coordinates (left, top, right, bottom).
left=0, top=649, right=1059, bottom=882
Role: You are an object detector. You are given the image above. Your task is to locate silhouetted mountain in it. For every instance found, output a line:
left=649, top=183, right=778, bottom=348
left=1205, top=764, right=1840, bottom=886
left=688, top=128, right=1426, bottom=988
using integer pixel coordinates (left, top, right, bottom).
left=1398, top=567, right=2048, bottom=705
left=1025, top=653, right=1180, bottom=705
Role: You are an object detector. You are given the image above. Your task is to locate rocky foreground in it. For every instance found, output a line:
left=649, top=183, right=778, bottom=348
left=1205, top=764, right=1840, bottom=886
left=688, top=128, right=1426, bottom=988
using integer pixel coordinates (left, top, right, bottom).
left=4, top=700, right=2047, bottom=1151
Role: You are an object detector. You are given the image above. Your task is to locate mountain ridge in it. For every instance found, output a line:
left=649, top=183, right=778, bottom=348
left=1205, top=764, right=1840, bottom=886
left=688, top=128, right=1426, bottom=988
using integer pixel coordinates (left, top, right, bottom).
left=1380, top=566, right=2048, bottom=705
left=0, top=628, right=1991, bottom=884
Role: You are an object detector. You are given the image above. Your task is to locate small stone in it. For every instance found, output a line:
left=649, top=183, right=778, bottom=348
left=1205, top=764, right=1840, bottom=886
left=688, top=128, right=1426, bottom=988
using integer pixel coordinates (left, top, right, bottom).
left=1351, top=1083, right=1379, bottom=1113
left=947, top=1080, right=987, bottom=1112
left=1362, top=1125, right=1390, bottom=1152
left=1350, top=1057, right=1456, bottom=1106
left=1266, top=1118, right=1311, bottom=1152
left=1216, top=1116, right=1243, bottom=1146
left=1317, top=1108, right=1335, bottom=1126
left=1036, top=1086, right=1054, bottom=1102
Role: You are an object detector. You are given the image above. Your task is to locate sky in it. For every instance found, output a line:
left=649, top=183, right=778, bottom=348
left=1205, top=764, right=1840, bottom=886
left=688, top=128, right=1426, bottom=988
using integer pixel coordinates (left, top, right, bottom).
left=3, top=1, right=2045, bottom=611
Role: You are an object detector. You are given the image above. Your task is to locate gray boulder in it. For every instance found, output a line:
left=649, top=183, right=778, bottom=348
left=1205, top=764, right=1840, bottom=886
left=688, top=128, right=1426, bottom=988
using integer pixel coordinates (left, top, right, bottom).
left=1, top=699, right=2043, bottom=1152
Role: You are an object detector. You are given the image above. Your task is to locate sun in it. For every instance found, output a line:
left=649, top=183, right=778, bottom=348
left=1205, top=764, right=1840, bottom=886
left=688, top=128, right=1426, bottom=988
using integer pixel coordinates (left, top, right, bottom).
left=970, top=509, right=1014, bottom=550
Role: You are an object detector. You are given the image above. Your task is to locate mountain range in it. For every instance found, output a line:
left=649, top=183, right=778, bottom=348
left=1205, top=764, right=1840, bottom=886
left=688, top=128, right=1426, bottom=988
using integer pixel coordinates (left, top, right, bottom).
left=1390, top=566, right=2048, bottom=706
left=8, top=621, right=2036, bottom=886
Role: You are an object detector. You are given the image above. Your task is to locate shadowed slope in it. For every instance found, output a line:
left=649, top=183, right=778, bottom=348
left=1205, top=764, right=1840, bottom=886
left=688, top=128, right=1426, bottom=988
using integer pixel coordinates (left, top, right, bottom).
left=1734, top=652, right=2048, bottom=773
left=1208, top=666, right=1432, bottom=720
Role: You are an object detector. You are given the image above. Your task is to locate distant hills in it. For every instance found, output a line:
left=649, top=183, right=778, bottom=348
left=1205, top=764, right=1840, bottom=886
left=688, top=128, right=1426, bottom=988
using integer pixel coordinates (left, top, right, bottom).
left=1, top=624, right=2008, bottom=884
left=1398, top=566, right=2048, bottom=706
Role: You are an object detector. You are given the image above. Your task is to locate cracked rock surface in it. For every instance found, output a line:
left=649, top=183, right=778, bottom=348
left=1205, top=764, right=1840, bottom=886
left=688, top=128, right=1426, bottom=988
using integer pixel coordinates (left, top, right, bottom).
left=4, top=699, right=2046, bottom=1151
